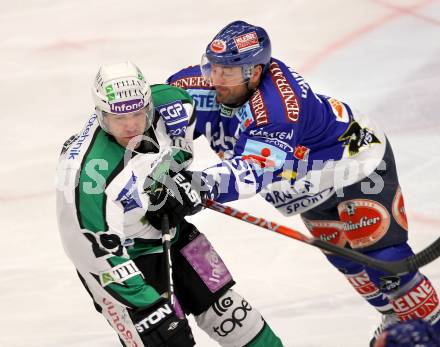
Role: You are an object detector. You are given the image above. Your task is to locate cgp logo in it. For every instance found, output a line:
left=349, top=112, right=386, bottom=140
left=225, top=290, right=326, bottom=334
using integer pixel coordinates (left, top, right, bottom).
left=212, top=296, right=253, bottom=337
left=158, top=101, right=188, bottom=126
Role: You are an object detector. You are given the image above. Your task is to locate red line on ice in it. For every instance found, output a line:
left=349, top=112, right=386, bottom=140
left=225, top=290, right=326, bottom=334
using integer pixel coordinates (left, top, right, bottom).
left=299, top=0, right=436, bottom=74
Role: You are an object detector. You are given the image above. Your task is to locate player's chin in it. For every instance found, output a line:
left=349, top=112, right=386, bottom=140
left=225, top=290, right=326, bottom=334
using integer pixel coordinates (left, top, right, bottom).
left=215, top=85, right=229, bottom=92
left=123, top=134, right=143, bottom=147
left=215, top=90, right=231, bottom=104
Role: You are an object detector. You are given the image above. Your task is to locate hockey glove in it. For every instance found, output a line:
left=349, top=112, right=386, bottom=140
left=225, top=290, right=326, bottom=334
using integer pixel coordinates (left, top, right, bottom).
left=145, top=170, right=205, bottom=229
left=132, top=297, right=195, bottom=347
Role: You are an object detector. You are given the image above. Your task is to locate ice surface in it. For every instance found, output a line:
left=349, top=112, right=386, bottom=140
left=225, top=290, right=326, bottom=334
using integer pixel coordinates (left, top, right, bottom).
left=1, top=1, right=439, bottom=346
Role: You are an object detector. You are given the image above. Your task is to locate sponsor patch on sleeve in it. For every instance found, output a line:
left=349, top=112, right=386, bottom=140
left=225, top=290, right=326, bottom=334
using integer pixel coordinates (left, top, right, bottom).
left=328, top=97, right=350, bottom=123
left=293, top=145, right=310, bottom=161
left=99, top=260, right=143, bottom=287
left=116, top=172, right=142, bottom=212
left=157, top=100, right=188, bottom=126
left=241, top=139, right=287, bottom=175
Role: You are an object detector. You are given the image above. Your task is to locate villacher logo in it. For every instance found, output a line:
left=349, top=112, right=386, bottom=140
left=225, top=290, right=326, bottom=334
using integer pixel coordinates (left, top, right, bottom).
left=302, top=218, right=346, bottom=248
left=210, top=39, right=227, bottom=53
left=338, top=199, right=390, bottom=248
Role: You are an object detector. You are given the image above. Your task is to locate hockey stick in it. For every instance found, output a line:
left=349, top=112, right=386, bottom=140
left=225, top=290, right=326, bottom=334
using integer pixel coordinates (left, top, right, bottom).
left=161, top=214, right=174, bottom=304
left=204, top=200, right=440, bottom=275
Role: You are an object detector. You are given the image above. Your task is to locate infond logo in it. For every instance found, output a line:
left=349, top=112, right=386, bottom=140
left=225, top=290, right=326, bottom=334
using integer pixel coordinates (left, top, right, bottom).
left=135, top=303, right=173, bottom=333
left=110, top=99, right=144, bottom=114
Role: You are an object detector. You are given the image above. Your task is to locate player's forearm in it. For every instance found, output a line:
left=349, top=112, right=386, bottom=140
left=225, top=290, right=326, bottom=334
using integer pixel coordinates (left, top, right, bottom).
left=98, top=256, right=162, bottom=308
left=202, top=157, right=275, bottom=203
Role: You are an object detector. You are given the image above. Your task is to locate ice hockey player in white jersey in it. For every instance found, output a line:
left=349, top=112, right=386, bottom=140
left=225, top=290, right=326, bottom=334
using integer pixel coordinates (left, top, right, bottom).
left=56, top=61, right=284, bottom=347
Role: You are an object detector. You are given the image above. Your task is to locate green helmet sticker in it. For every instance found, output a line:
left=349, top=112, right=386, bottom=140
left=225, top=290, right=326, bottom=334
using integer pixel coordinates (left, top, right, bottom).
left=105, top=84, right=115, bottom=101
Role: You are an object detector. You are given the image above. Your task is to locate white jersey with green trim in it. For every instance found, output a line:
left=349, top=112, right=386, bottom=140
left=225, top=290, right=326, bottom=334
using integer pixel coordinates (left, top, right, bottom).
left=57, top=115, right=167, bottom=307
left=56, top=107, right=192, bottom=308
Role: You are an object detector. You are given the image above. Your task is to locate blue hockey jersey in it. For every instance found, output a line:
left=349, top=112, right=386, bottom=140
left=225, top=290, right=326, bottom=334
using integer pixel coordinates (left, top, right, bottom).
left=166, top=58, right=386, bottom=216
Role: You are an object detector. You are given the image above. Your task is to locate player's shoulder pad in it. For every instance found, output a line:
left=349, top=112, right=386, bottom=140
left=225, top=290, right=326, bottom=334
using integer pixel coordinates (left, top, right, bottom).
left=251, top=58, right=301, bottom=126
left=151, top=84, right=194, bottom=132
left=166, top=65, right=211, bottom=90
left=151, top=84, right=193, bottom=107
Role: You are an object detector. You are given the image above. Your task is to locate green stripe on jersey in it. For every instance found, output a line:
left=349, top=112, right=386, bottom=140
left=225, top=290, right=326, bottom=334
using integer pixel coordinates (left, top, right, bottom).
left=245, top=322, right=284, bottom=347
left=127, top=225, right=180, bottom=259
left=106, top=256, right=160, bottom=307
left=78, top=129, right=125, bottom=231
left=151, top=84, right=193, bottom=107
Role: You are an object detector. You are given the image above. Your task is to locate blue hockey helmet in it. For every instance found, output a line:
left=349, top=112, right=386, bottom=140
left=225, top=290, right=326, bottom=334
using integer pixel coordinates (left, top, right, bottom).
left=201, top=21, right=272, bottom=86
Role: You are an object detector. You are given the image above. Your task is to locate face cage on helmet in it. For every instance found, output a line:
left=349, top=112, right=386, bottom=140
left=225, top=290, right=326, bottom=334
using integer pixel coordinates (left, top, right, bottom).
left=201, top=53, right=255, bottom=87
left=95, top=100, right=155, bottom=135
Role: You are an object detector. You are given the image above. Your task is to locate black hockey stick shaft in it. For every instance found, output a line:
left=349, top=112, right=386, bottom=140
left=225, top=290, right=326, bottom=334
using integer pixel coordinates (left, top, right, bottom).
left=161, top=214, right=174, bottom=303
left=405, top=237, right=440, bottom=272
left=205, top=200, right=440, bottom=275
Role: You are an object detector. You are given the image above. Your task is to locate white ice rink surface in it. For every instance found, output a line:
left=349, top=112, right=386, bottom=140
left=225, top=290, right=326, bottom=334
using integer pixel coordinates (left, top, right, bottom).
left=1, top=0, right=439, bottom=346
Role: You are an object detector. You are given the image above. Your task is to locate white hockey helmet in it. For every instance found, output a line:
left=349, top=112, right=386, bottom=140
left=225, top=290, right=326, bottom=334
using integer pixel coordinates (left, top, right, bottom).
left=92, top=61, right=154, bottom=133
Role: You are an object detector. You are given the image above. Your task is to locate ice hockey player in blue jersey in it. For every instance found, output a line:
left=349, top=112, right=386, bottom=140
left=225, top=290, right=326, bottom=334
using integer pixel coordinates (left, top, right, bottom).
left=145, top=20, right=440, bottom=345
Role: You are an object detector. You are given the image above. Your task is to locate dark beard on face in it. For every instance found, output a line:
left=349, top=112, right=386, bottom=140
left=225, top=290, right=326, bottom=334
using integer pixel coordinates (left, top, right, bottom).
left=216, top=84, right=256, bottom=108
